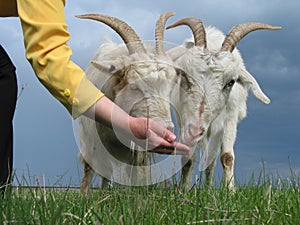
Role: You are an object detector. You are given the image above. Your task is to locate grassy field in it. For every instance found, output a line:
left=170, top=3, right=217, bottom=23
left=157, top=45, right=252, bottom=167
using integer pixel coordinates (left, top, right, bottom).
left=1, top=175, right=299, bottom=225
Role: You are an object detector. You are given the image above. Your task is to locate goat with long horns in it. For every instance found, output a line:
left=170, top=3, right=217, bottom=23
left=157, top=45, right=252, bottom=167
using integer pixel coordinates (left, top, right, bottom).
left=166, top=17, right=281, bottom=190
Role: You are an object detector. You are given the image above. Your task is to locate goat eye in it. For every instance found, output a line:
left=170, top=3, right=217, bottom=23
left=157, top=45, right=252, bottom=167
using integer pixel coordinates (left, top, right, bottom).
left=225, top=79, right=235, bottom=89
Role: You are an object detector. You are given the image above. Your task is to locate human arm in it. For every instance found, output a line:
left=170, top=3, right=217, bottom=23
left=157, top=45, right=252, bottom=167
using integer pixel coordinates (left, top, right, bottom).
left=17, top=0, right=103, bottom=118
left=16, top=0, right=189, bottom=154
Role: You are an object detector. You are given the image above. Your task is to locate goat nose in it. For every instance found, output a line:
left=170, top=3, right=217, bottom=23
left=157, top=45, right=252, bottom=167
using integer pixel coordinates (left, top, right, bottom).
left=188, top=123, right=205, bottom=138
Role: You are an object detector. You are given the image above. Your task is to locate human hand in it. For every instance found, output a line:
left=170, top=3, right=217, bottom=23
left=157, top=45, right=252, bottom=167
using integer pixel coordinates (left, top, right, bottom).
left=128, top=116, right=190, bottom=155
left=87, top=96, right=190, bottom=155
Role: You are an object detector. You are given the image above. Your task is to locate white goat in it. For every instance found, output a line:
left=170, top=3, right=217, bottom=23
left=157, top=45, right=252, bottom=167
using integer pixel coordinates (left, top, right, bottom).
left=166, top=18, right=281, bottom=189
left=76, top=13, right=181, bottom=195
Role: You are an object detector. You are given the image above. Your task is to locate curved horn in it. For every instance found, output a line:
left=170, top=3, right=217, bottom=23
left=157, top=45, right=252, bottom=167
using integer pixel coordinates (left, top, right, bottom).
left=167, top=17, right=207, bottom=48
left=76, top=14, right=146, bottom=54
left=155, top=12, right=176, bottom=55
left=221, top=22, right=282, bottom=52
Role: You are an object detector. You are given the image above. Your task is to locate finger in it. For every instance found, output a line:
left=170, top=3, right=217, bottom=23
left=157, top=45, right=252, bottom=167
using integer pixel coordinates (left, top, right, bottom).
left=147, top=129, right=190, bottom=151
left=172, top=141, right=190, bottom=152
left=135, top=131, right=190, bottom=155
left=149, top=136, right=190, bottom=154
left=146, top=131, right=170, bottom=149
left=164, top=129, right=177, bottom=142
left=149, top=120, right=176, bottom=142
left=132, top=130, right=164, bottom=150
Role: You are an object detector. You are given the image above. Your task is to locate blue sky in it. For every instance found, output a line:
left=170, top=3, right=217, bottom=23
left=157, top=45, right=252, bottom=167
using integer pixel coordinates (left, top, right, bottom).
left=0, top=0, right=299, bottom=186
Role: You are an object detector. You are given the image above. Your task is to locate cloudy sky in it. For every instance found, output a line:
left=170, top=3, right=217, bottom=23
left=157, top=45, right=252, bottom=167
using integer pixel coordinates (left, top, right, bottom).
left=0, top=0, right=299, bottom=186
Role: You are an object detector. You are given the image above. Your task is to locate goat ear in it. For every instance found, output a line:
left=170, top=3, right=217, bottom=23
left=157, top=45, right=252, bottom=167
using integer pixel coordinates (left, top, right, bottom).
left=91, top=60, right=118, bottom=74
left=239, top=69, right=270, bottom=104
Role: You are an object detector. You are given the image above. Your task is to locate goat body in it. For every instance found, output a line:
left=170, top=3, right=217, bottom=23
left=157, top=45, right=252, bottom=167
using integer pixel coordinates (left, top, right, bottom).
left=167, top=19, right=281, bottom=189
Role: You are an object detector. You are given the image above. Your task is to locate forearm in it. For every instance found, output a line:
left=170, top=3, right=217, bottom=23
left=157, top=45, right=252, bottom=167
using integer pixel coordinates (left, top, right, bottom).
left=85, top=96, right=127, bottom=128
left=85, top=96, right=144, bottom=138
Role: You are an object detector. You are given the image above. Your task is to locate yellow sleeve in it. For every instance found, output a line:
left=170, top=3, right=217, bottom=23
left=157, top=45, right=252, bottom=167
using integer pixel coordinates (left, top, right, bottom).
left=16, top=0, right=104, bottom=118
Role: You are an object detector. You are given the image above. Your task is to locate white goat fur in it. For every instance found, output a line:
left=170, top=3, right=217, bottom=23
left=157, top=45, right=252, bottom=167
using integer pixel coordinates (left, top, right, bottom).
left=170, top=25, right=271, bottom=190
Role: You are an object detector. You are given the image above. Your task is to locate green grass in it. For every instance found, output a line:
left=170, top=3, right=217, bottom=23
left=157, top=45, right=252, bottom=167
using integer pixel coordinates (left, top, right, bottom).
left=1, top=176, right=299, bottom=225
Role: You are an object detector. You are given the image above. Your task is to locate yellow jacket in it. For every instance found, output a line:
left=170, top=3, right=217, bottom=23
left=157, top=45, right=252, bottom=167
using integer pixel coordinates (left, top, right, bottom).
left=0, top=0, right=104, bottom=118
